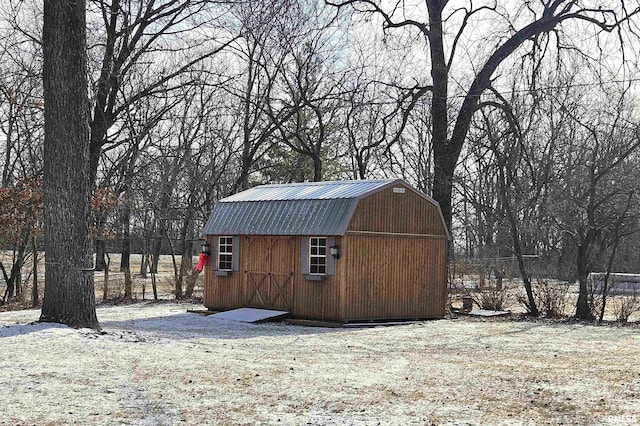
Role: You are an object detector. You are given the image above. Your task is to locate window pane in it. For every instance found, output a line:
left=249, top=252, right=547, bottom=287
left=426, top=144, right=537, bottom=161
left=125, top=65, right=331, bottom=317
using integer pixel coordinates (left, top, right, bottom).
left=219, top=236, right=233, bottom=270
left=308, top=236, right=327, bottom=275
left=311, top=262, right=325, bottom=274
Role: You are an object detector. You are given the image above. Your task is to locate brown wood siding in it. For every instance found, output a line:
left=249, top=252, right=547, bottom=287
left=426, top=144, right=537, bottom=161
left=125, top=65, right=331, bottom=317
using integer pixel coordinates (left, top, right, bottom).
left=292, top=236, right=342, bottom=321
left=203, top=235, right=243, bottom=310
left=243, top=236, right=295, bottom=311
left=347, top=184, right=447, bottom=236
left=204, top=235, right=344, bottom=319
left=341, top=234, right=447, bottom=320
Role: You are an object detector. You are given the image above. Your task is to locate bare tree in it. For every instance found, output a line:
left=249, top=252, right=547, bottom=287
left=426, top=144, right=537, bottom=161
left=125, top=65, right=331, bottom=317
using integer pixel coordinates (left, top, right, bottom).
left=328, top=0, right=640, bottom=232
left=87, top=0, right=236, bottom=183
left=97, top=89, right=178, bottom=297
left=85, top=0, right=237, bottom=270
left=340, top=69, right=429, bottom=180
left=263, top=2, right=350, bottom=182
left=476, top=103, right=541, bottom=316
left=0, top=59, right=43, bottom=187
left=0, top=20, right=44, bottom=306
left=221, top=1, right=301, bottom=191
left=550, top=88, right=640, bottom=319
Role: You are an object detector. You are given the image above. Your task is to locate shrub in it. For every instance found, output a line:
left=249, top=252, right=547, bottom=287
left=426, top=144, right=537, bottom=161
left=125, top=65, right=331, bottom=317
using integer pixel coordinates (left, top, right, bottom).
left=612, top=292, right=640, bottom=323
left=471, top=287, right=511, bottom=311
left=535, top=280, right=569, bottom=318
left=517, top=280, right=569, bottom=318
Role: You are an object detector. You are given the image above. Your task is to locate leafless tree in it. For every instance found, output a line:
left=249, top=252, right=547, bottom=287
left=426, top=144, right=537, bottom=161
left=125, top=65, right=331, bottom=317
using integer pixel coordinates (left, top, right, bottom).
left=327, top=0, right=640, bottom=233
left=549, top=86, right=640, bottom=319
left=271, top=13, right=348, bottom=182
left=0, top=13, right=43, bottom=306
left=220, top=1, right=304, bottom=191
left=84, top=0, right=237, bottom=270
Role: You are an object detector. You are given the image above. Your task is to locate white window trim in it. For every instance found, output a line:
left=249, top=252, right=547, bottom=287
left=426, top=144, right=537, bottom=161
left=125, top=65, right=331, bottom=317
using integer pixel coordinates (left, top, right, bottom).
left=309, top=237, right=327, bottom=276
left=218, top=236, right=233, bottom=271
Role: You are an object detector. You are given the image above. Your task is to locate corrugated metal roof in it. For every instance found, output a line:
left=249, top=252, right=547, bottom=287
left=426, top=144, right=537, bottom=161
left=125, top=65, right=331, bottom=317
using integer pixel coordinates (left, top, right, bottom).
left=221, top=179, right=398, bottom=202
left=203, top=199, right=358, bottom=236
left=203, top=179, right=449, bottom=238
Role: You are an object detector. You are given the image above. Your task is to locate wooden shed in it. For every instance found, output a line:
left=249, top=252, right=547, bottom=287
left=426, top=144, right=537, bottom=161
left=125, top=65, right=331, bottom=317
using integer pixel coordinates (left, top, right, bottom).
left=202, top=179, right=450, bottom=322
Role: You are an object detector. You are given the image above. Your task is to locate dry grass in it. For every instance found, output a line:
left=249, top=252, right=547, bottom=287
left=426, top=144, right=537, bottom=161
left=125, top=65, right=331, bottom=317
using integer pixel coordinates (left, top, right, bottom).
left=0, top=252, right=203, bottom=311
left=4, top=252, right=638, bottom=323
left=450, top=279, right=640, bottom=323
left=1, top=303, right=639, bottom=425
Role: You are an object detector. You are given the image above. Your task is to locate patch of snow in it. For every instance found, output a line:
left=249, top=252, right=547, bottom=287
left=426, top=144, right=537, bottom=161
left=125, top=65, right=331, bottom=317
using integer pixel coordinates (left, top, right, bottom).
left=0, top=302, right=638, bottom=425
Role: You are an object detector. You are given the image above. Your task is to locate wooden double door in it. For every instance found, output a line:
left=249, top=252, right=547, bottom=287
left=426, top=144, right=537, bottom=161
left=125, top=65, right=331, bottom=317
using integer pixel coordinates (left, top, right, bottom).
left=244, top=236, right=295, bottom=311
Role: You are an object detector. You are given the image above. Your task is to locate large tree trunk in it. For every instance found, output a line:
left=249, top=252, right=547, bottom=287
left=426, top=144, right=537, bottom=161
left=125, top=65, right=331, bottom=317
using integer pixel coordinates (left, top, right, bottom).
left=426, top=1, right=452, bottom=232
left=432, top=148, right=456, bottom=235
left=40, top=0, right=99, bottom=329
left=140, top=215, right=150, bottom=278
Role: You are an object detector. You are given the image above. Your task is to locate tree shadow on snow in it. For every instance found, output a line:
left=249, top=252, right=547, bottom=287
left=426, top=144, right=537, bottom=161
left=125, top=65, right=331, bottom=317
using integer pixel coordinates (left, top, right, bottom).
left=99, top=313, right=351, bottom=340
left=0, top=321, right=69, bottom=339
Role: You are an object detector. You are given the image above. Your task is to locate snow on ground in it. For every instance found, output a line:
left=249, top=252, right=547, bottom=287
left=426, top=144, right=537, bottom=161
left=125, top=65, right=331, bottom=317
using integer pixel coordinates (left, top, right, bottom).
left=1, top=303, right=639, bottom=425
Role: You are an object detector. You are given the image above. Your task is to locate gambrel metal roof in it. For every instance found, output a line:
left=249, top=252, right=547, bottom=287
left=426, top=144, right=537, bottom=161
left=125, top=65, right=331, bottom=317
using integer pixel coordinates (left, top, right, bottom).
left=222, top=179, right=395, bottom=202
left=203, top=179, right=445, bottom=236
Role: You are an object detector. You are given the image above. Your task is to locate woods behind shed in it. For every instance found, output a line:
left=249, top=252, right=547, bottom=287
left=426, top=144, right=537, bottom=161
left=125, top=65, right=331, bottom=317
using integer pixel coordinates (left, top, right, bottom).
left=202, top=179, right=450, bottom=322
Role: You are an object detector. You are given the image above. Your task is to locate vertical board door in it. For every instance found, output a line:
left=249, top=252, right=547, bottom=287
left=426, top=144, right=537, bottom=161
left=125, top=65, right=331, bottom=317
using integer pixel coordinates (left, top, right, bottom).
left=244, top=236, right=295, bottom=311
